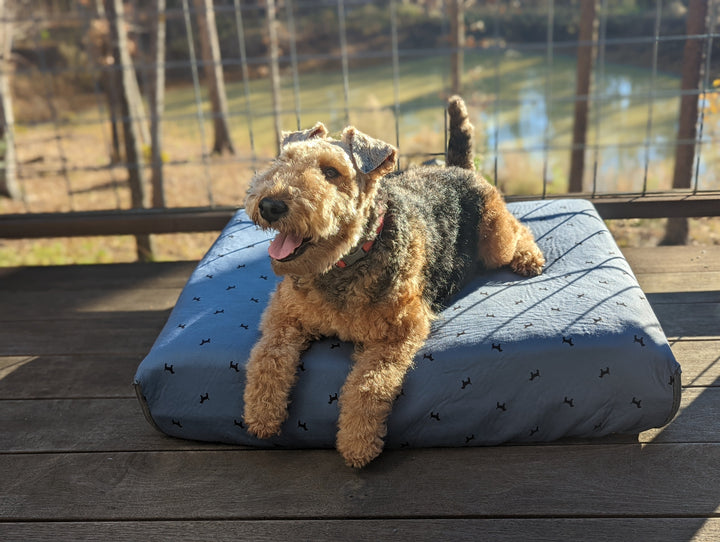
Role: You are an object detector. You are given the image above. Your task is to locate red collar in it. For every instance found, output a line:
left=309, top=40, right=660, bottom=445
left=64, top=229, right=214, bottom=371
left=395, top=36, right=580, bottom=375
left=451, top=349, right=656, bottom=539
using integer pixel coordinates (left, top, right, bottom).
left=335, top=213, right=385, bottom=269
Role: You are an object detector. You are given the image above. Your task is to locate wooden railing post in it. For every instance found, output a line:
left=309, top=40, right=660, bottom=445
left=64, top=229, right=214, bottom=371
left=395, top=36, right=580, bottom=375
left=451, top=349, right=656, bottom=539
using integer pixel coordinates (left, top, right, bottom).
left=662, top=0, right=709, bottom=245
left=568, top=0, right=599, bottom=193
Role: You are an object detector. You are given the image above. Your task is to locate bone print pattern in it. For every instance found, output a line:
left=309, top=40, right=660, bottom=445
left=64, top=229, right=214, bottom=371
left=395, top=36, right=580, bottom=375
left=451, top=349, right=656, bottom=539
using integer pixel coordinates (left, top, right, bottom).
left=134, top=200, right=681, bottom=449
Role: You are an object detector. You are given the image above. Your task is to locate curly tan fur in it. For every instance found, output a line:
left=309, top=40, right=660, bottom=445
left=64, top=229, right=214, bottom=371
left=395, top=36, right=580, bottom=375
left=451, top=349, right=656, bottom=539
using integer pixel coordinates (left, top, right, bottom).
left=243, top=96, right=545, bottom=468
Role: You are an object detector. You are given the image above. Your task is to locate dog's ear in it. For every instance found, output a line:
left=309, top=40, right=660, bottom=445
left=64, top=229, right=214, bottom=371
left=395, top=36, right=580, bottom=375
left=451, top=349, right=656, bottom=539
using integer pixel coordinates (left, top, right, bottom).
left=281, top=122, right=328, bottom=149
left=342, top=127, right=397, bottom=178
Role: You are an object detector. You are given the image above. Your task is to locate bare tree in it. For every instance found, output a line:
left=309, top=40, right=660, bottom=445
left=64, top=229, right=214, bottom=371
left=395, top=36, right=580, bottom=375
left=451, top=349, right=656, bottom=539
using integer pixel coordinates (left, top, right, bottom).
left=150, top=0, right=166, bottom=208
left=85, top=17, right=122, bottom=162
left=568, top=0, right=599, bottom=193
left=662, top=0, right=709, bottom=245
left=0, top=0, right=20, bottom=200
left=86, top=0, right=149, bottom=162
left=106, top=0, right=154, bottom=260
left=266, top=0, right=283, bottom=154
left=449, top=0, right=465, bottom=95
left=194, top=0, right=235, bottom=154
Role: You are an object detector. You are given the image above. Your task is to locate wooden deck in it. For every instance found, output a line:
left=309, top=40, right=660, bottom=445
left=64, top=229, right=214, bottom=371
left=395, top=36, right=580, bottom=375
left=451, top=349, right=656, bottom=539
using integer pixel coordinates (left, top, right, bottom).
left=1, top=245, right=719, bottom=541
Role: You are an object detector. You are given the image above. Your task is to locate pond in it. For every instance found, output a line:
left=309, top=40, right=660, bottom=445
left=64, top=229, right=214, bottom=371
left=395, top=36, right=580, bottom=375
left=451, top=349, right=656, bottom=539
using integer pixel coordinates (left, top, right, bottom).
left=180, top=50, right=719, bottom=196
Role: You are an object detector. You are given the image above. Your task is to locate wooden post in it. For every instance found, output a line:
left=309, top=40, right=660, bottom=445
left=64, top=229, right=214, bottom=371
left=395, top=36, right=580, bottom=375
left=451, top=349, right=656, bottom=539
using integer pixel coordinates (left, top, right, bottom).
left=449, top=0, right=464, bottom=95
left=0, top=0, right=20, bottom=200
left=194, top=0, right=236, bottom=155
left=662, top=0, right=709, bottom=245
left=150, top=0, right=166, bottom=209
left=106, top=0, right=154, bottom=260
left=568, top=0, right=598, bottom=193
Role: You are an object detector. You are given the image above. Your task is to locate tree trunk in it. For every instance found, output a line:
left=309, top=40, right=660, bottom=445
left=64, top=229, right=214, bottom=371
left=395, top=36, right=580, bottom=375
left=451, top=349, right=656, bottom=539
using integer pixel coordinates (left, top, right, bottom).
left=0, top=0, right=20, bottom=200
left=150, top=0, right=166, bottom=209
left=106, top=0, right=154, bottom=260
left=194, top=0, right=235, bottom=155
left=568, top=0, right=598, bottom=193
left=449, top=0, right=464, bottom=95
left=662, top=0, right=709, bottom=245
left=266, top=0, right=283, bottom=154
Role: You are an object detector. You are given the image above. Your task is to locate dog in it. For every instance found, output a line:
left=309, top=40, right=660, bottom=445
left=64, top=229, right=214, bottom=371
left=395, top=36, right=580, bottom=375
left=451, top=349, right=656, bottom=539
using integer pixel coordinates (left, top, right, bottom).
left=243, top=96, right=545, bottom=467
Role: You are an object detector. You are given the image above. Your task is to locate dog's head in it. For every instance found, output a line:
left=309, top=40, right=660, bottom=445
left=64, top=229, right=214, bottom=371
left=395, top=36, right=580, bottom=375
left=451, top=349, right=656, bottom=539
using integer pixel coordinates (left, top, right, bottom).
left=245, top=123, right=397, bottom=276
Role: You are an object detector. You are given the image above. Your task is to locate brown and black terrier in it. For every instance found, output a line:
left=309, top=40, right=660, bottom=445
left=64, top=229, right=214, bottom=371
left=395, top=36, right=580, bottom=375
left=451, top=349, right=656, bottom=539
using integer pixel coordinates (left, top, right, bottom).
left=243, top=96, right=545, bottom=468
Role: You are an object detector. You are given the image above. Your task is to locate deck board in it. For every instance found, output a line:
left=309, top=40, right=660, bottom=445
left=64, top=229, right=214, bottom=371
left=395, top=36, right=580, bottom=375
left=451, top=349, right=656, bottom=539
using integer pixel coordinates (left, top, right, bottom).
left=1, top=245, right=719, bottom=540
left=3, top=444, right=720, bottom=520
left=1, top=519, right=719, bottom=542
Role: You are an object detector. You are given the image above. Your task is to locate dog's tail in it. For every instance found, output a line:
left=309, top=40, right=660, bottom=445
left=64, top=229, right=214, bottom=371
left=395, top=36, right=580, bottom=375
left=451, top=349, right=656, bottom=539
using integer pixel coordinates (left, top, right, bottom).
left=446, top=95, right=475, bottom=170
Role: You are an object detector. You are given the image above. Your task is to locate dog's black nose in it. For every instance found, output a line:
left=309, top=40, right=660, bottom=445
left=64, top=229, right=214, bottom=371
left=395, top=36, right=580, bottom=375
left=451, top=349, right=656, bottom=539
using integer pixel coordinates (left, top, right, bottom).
left=259, top=198, right=289, bottom=223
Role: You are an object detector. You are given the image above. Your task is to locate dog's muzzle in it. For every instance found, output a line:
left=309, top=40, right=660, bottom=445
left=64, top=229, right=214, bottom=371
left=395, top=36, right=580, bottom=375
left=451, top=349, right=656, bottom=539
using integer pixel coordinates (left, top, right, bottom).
left=259, top=198, right=289, bottom=223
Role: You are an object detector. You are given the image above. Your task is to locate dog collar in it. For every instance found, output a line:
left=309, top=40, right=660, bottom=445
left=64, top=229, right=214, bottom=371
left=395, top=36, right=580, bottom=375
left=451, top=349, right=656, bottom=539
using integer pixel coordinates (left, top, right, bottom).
left=335, top=212, right=385, bottom=269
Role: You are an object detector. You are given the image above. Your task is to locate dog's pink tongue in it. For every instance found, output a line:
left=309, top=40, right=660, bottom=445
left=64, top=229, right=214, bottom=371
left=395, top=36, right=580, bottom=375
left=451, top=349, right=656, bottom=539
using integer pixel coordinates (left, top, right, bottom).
left=268, top=232, right=303, bottom=260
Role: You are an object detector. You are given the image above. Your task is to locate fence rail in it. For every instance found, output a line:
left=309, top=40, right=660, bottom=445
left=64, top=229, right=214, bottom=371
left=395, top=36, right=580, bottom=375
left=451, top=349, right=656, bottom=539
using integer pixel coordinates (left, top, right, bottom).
left=1, top=0, right=719, bottom=257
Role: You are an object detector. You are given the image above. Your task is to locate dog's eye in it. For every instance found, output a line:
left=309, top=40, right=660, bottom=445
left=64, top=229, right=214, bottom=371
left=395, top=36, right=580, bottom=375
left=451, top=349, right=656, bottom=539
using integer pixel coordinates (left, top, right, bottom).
left=321, top=167, right=340, bottom=180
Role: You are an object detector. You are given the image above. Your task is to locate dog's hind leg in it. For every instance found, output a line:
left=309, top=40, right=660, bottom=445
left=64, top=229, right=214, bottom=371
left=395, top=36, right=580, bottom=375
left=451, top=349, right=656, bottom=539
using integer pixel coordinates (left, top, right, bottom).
left=476, top=185, right=545, bottom=277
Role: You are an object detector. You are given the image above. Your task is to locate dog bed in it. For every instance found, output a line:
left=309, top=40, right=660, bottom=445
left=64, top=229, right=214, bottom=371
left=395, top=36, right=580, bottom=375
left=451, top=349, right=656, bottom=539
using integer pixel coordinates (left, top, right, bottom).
left=134, top=199, right=681, bottom=448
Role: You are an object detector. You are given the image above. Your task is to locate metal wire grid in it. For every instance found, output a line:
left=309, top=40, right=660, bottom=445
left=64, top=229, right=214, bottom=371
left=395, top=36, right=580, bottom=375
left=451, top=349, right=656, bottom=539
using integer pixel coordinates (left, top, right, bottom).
left=1, top=0, right=719, bottom=215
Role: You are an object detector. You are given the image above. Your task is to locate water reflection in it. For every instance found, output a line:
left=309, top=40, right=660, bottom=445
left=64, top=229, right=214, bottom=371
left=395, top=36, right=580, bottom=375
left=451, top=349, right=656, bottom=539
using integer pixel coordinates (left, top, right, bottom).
left=399, top=54, right=719, bottom=193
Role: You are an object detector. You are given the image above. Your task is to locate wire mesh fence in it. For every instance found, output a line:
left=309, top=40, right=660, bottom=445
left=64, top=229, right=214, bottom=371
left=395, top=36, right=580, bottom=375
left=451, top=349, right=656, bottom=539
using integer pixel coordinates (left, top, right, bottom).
left=0, top=0, right=719, bottom=261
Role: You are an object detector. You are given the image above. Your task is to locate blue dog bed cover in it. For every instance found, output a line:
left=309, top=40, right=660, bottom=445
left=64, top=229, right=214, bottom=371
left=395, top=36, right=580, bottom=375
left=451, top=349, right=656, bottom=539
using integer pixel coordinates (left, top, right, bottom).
left=134, top=199, right=681, bottom=449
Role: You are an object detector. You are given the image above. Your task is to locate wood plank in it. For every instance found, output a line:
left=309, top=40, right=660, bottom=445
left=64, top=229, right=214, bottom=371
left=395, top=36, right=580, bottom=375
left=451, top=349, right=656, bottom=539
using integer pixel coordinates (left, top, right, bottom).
left=670, top=339, right=720, bottom=387
left=640, top=388, right=720, bottom=443
left=0, top=262, right=195, bottom=291
left=0, top=207, right=236, bottom=238
left=0, top=355, right=143, bottom=399
left=2, top=385, right=718, bottom=454
left=637, top=273, right=720, bottom=294
left=623, top=246, right=720, bottom=274
left=0, top=316, right=165, bottom=356
left=645, top=290, right=720, bottom=303
left=0, top=337, right=713, bottom=402
left=3, top=444, right=720, bottom=520
left=0, top=398, right=237, bottom=453
left=0, top=288, right=181, bottom=321
left=1, top=195, right=717, bottom=239
left=1, top=518, right=719, bottom=542
left=650, top=303, right=719, bottom=338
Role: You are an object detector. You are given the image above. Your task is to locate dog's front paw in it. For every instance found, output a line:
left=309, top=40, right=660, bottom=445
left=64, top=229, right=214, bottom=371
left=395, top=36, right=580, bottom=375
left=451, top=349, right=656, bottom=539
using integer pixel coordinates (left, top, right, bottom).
left=244, top=416, right=283, bottom=440
left=336, top=427, right=384, bottom=469
left=243, top=402, right=287, bottom=439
